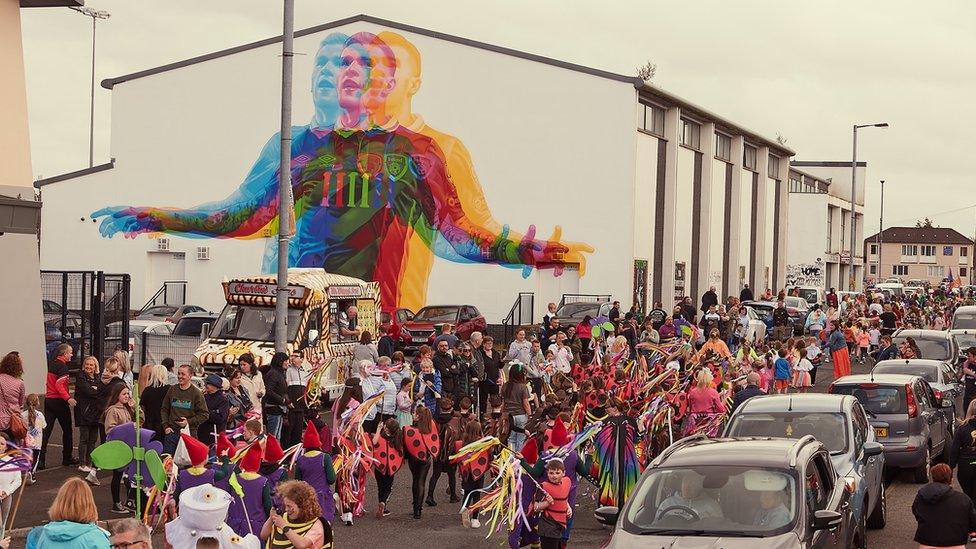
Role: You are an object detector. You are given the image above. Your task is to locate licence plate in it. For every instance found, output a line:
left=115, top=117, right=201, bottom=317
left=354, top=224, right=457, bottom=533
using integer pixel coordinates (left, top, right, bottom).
left=412, top=337, right=427, bottom=343
left=874, top=427, right=888, bottom=438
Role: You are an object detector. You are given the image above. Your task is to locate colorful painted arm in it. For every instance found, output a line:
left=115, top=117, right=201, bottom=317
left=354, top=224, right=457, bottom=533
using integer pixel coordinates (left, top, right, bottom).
left=92, top=129, right=304, bottom=239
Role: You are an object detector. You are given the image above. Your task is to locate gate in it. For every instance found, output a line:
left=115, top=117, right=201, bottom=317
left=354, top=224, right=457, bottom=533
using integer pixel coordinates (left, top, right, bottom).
left=40, top=271, right=131, bottom=366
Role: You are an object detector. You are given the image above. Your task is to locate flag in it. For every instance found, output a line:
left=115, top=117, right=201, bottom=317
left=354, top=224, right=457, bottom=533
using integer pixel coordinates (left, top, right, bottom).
left=950, top=268, right=962, bottom=289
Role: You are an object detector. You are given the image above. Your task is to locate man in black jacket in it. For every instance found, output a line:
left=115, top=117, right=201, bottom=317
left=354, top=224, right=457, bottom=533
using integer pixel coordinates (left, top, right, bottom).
left=433, top=340, right=461, bottom=400
left=771, top=300, right=791, bottom=342
left=912, top=463, right=976, bottom=547
left=873, top=336, right=899, bottom=363
left=700, top=286, right=718, bottom=313
left=377, top=324, right=395, bottom=358
left=262, top=352, right=288, bottom=440
left=732, top=373, right=765, bottom=411
left=739, top=284, right=754, bottom=303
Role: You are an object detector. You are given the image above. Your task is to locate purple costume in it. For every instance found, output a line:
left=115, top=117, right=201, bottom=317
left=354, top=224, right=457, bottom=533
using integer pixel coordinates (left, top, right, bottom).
left=225, top=474, right=269, bottom=536
left=105, top=423, right=164, bottom=484
left=177, top=468, right=216, bottom=493
left=507, top=470, right=539, bottom=549
left=296, top=453, right=335, bottom=522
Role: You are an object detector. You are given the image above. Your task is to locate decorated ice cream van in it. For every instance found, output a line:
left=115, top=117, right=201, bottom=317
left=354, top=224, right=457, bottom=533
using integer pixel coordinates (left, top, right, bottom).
left=192, top=268, right=380, bottom=400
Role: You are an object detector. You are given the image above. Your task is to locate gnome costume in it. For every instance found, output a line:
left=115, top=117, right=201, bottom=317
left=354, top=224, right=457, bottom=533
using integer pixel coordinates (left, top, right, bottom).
left=225, top=446, right=272, bottom=537
left=294, top=421, right=337, bottom=522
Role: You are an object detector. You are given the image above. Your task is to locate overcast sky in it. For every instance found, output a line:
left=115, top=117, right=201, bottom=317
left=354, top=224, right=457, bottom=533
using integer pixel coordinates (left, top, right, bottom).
left=21, top=0, right=976, bottom=237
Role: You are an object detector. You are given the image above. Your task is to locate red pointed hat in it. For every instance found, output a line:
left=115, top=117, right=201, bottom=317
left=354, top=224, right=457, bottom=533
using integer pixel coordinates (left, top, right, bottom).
left=181, top=433, right=208, bottom=466
left=520, top=437, right=538, bottom=465
left=240, top=445, right=262, bottom=473
left=263, top=435, right=285, bottom=463
left=550, top=417, right=571, bottom=448
left=216, top=433, right=237, bottom=459
left=302, top=421, right=322, bottom=450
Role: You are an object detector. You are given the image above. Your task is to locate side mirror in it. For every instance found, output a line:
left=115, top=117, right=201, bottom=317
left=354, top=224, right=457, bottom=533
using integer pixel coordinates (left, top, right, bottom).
left=812, top=509, right=843, bottom=531
left=200, top=323, right=211, bottom=340
left=594, top=506, right=619, bottom=527
left=308, top=329, right=320, bottom=346
left=863, top=441, right=884, bottom=458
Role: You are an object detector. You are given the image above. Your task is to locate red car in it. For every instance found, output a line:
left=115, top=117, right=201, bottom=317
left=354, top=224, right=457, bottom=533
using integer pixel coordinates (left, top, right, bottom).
left=398, top=305, right=486, bottom=353
left=380, top=308, right=415, bottom=347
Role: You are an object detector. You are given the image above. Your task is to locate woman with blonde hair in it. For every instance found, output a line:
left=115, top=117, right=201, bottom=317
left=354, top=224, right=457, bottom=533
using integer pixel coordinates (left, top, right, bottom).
left=140, top=364, right=170, bottom=441
left=25, top=477, right=109, bottom=547
left=74, top=355, right=102, bottom=484
left=113, top=349, right=133, bottom=389
left=261, top=479, right=330, bottom=548
left=683, top=368, right=726, bottom=437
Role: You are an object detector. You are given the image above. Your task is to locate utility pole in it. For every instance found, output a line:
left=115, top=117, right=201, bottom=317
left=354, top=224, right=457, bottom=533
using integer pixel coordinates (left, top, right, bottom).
left=877, top=180, right=884, bottom=285
left=850, top=122, right=888, bottom=290
left=274, top=0, right=295, bottom=352
left=69, top=6, right=110, bottom=168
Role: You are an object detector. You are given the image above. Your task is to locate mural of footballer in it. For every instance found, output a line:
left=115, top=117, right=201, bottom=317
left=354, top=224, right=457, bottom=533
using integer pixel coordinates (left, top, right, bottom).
left=92, top=31, right=592, bottom=311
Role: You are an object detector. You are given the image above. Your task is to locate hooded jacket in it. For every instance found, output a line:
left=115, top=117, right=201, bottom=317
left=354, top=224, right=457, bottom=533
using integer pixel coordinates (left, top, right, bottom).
left=912, top=481, right=976, bottom=547
left=26, top=520, right=110, bottom=548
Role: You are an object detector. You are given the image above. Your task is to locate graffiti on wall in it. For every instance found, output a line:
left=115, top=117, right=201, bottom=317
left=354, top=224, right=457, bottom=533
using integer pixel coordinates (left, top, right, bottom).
left=92, top=31, right=592, bottom=312
left=786, top=259, right=826, bottom=289
left=632, top=259, right=647, bottom=314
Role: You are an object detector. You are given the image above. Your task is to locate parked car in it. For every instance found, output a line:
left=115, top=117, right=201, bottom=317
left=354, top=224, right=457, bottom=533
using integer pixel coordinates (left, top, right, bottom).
left=380, top=307, right=414, bottom=350
left=740, top=306, right=767, bottom=343
left=554, top=301, right=613, bottom=323
left=783, top=296, right=810, bottom=314
left=950, top=329, right=976, bottom=359
left=790, top=286, right=824, bottom=307
left=951, top=305, right=976, bottom=331
left=173, top=312, right=219, bottom=337
left=872, top=359, right=962, bottom=420
left=829, top=373, right=953, bottom=483
left=595, top=435, right=855, bottom=548
left=107, top=320, right=175, bottom=363
left=399, top=305, right=486, bottom=353
left=137, top=304, right=208, bottom=324
left=723, top=394, right=886, bottom=543
left=892, top=329, right=958, bottom=364
left=743, top=300, right=804, bottom=336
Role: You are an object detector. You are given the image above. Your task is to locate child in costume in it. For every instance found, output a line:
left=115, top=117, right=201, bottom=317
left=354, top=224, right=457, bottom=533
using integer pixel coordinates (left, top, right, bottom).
left=426, top=396, right=461, bottom=506
left=294, top=421, right=337, bottom=525
left=175, top=433, right=229, bottom=503
left=258, top=435, right=287, bottom=494
left=530, top=417, right=590, bottom=548
left=403, top=406, right=440, bottom=519
left=509, top=437, right=540, bottom=549
left=225, top=445, right=272, bottom=537
left=532, top=459, right=572, bottom=549
left=455, top=419, right=489, bottom=529
left=595, top=398, right=639, bottom=508
left=372, top=417, right=404, bottom=519
left=21, top=393, right=45, bottom=484
left=165, top=484, right=261, bottom=549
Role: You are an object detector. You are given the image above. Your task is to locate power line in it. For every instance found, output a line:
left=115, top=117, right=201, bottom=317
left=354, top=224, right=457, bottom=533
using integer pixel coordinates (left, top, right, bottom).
left=884, top=203, right=976, bottom=226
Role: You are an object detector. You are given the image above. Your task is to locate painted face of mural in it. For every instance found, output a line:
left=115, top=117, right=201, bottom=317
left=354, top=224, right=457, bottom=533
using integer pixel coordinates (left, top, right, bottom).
left=337, top=40, right=371, bottom=118
left=310, top=33, right=349, bottom=128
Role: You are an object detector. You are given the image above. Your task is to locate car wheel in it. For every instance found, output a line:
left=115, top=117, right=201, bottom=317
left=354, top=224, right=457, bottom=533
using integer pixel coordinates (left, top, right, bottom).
left=913, top=446, right=932, bottom=484
left=866, top=482, right=886, bottom=529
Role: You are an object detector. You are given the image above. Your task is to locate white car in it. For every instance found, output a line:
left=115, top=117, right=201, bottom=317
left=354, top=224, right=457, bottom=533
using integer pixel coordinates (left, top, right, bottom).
left=742, top=306, right=767, bottom=343
left=107, top=320, right=175, bottom=364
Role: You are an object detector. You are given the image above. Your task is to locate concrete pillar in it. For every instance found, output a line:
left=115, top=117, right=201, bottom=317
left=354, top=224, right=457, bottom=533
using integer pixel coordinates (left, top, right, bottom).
left=755, top=147, right=769, bottom=292
left=729, top=136, right=744, bottom=294
left=696, top=122, right=716, bottom=301
left=660, top=106, right=681, bottom=308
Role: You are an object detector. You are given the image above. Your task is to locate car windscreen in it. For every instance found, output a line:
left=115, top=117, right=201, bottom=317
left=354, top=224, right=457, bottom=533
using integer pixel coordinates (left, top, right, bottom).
left=622, top=466, right=797, bottom=537
left=784, top=297, right=808, bottom=311
left=210, top=306, right=300, bottom=341
left=893, top=336, right=950, bottom=361
left=953, top=313, right=976, bottom=331
left=831, top=384, right=907, bottom=415
left=873, top=363, right=938, bottom=383
left=555, top=302, right=599, bottom=320
left=144, top=306, right=178, bottom=316
left=796, top=289, right=818, bottom=304
left=725, top=412, right=849, bottom=454
left=953, top=333, right=976, bottom=352
left=411, top=307, right=459, bottom=323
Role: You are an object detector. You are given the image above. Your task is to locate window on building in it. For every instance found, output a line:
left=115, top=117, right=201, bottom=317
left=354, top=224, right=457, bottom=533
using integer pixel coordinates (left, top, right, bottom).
left=962, top=267, right=969, bottom=278
left=869, top=265, right=877, bottom=275
left=680, top=118, right=701, bottom=149
left=768, top=155, right=780, bottom=179
left=921, top=245, right=936, bottom=257
left=743, top=145, right=757, bottom=170
left=902, top=244, right=918, bottom=256
left=640, top=103, right=665, bottom=136
left=826, top=208, right=833, bottom=252
left=893, top=265, right=909, bottom=276
left=840, top=216, right=847, bottom=251
left=715, top=133, right=731, bottom=161
left=962, top=247, right=969, bottom=257
left=927, top=265, right=945, bottom=278
left=869, top=244, right=878, bottom=255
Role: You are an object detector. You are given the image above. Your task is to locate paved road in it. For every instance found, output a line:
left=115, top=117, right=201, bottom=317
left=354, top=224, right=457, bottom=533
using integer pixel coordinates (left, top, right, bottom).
left=20, top=355, right=969, bottom=548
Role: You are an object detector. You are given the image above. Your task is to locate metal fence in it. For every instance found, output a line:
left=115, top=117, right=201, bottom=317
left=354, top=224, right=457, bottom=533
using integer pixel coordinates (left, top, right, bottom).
left=135, top=332, right=204, bottom=371
left=138, top=280, right=187, bottom=315
left=40, top=271, right=130, bottom=366
left=557, top=293, right=612, bottom=309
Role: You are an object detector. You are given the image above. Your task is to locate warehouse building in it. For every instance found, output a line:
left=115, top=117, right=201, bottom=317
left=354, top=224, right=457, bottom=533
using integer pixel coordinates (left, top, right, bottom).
left=35, top=14, right=794, bottom=322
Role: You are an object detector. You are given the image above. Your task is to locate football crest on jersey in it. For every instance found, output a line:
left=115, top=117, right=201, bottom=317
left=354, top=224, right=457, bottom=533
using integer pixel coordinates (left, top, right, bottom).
left=384, top=154, right=409, bottom=181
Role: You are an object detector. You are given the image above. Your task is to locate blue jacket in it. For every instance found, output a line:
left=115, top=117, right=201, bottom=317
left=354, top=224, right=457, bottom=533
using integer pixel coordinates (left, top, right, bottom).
left=732, top=384, right=766, bottom=411
left=774, top=358, right=791, bottom=380
left=826, top=329, right=848, bottom=353
left=26, top=521, right=110, bottom=548
left=413, top=370, right=442, bottom=414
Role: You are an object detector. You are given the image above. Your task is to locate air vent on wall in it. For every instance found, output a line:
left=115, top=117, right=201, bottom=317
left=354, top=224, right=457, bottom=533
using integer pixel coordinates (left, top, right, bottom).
left=156, top=238, right=170, bottom=252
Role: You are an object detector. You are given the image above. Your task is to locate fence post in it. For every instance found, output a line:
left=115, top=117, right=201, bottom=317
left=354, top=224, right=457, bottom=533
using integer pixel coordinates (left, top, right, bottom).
left=94, top=272, right=105, bottom=361
left=140, top=330, right=147, bottom=370
left=60, top=273, right=68, bottom=344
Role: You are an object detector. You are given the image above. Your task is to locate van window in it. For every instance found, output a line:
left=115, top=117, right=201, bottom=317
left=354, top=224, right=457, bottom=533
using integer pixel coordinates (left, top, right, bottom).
left=212, top=306, right=301, bottom=341
left=953, top=311, right=976, bottom=330
left=330, top=299, right=361, bottom=343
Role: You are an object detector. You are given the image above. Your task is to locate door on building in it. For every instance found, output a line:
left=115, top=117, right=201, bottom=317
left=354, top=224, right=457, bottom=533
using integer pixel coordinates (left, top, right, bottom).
left=147, top=252, right=186, bottom=303
left=536, top=264, right=580, bottom=318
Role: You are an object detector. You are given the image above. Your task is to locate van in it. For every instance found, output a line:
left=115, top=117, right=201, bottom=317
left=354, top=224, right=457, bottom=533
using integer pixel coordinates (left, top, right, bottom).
left=875, top=282, right=904, bottom=297
left=952, top=305, right=976, bottom=331
left=791, top=286, right=824, bottom=306
left=192, top=268, right=381, bottom=400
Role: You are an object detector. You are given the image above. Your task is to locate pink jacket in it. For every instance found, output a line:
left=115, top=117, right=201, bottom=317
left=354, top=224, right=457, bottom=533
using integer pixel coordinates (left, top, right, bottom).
left=687, top=386, right=726, bottom=414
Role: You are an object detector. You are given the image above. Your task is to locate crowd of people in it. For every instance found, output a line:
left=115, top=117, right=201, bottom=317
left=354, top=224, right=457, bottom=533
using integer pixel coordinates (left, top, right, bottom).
left=1, top=283, right=974, bottom=548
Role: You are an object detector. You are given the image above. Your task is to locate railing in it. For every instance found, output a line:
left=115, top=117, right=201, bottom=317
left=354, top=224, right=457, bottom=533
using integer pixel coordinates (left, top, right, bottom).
left=138, top=280, right=187, bottom=315
left=502, top=292, right=534, bottom=343
left=556, top=293, right=611, bottom=310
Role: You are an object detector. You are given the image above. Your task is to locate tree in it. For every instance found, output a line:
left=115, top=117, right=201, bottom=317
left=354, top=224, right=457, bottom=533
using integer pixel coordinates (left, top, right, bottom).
left=776, top=133, right=789, bottom=146
left=915, top=217, right=935, bottom=228
left=637, top=60, right=657, bottom=81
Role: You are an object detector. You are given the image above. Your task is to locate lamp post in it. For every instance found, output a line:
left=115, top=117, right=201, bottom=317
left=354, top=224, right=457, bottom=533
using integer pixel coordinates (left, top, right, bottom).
left=70, top=6, right=111, bottom=168
left=876, top=179, right=884, bottom=285
left=274, top=0, right=295, bottom=352
left=850, top=122, right=888, bottom=290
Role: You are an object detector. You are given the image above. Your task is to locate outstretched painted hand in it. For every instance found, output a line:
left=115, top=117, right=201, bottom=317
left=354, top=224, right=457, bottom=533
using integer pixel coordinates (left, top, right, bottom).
left=512, top=225, right=593, bottom=277
left=91, top=206, right=161, bottom=238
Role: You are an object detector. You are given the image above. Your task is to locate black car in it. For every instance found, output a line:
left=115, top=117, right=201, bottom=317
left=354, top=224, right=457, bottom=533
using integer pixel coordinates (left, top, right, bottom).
left=596, top=435, right=855, bottom=548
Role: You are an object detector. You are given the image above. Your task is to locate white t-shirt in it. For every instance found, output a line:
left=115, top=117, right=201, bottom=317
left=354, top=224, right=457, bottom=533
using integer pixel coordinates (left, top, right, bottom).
left=21, top=409, right=46, bottom=450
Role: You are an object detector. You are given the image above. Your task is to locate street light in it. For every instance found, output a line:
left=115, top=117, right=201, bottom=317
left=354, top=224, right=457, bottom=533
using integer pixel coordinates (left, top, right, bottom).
left=850, top=122, right=888, bottom=290
left=876, top=179, right=884, bottom=285
left=70, top=6, right=111, bottom=168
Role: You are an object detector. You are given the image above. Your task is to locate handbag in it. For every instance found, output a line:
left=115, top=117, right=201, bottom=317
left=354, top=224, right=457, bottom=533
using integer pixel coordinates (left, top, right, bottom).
left=0, top=380, right=27, bottom=440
